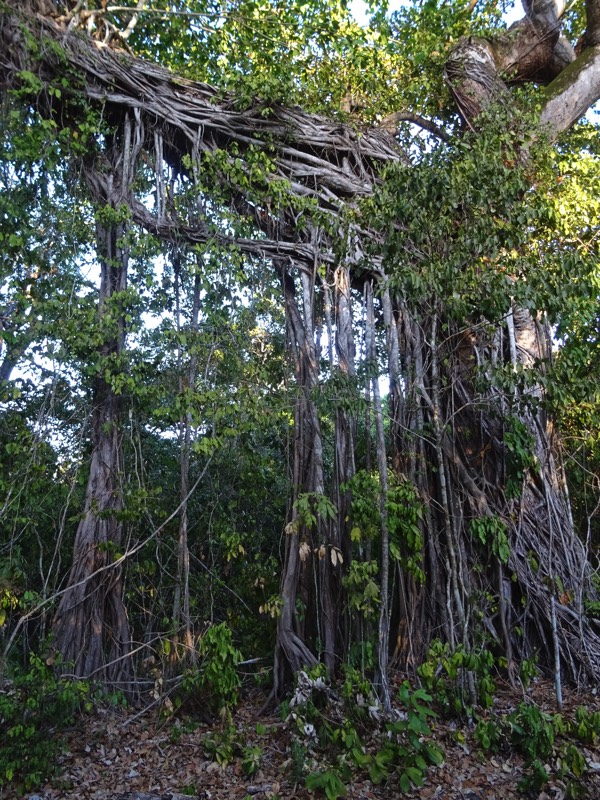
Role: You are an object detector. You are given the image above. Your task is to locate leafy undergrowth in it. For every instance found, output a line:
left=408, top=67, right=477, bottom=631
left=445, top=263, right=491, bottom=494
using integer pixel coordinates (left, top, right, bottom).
left=3, top=675, right=600, bottom=800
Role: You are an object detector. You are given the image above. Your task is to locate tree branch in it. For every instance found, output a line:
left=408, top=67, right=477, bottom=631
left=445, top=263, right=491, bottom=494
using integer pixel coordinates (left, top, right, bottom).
left=444, top=0, right=600, bottom=137
left=378, top=111, right=451, bottom=142
left=540, top=45, right=600, bottom=136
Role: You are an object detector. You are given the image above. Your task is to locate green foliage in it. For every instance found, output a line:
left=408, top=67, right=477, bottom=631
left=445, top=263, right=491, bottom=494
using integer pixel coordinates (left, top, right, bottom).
left=342, top=560, right=379, bottom=618
left=373, top=105, right=541, bottom=322
left=202, top=725, right=264, bottom=774
left=504, top=416, right=537, bottom=500
left=474, top=700, right=600, bottom=797
left=293, top=492, right=337, bottom=531
left=339, top=665, right=378, bottom=724
left=470, top=514, right=510, bottom=565
left=386, top=0, right=506, bottom=122
left=417, top=640, right=495, bottom=716
left=519, top=656, right=538, bottom=690
left=510, top=702, right=556, bottom=763
left=474, top=714, right=509, bottom=753
left=197, top=622, right=242, bottom=710
left=3, top=5, right=600, bottom=787
left=290, top=738, right=308, bottom=783
left=177, top=623, right=242, bottom=717
left=344, top=470, right=424, bottom=581
left=0, top=582, right=19, bottom=628
left=343, top=470, right=381, bottom=543
left=203, top=723, right=236, bottom=766
left=572, top=705, right=600, bottom=746
left=387, top=475, right=425, bottom=583
left=0, top=654, right=93, bottom=790
left=286, top=670, right=444, bottom=797
left=346, top=640, right=376, bottom=672
left=305, top=767, right=348, bottom=800
left=384, top=681, right=445, bottom=791
left=241, top=744, right=263, bottom=776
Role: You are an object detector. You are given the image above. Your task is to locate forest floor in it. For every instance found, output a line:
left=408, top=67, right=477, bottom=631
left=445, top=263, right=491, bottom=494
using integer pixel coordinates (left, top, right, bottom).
left=7, top=676, right=600, bottom=800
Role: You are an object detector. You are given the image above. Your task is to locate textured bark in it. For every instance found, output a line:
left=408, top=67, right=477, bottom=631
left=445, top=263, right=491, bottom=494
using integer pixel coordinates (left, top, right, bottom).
left=52, top=114, right=142, bottom=688
left=0, top=0, right=399, bottom=273
left=52, top=222, right=131, bottom=686
left=331, top=266, right=357, bottom=659
left=378, top=293, right=600, bottom=683
left=365, top=282, right=392, bottom=712
left=445, top=0, right=583, bottom=130
left=539, top=45, right=600, bottom=135
left=274, top=268, right=321, bottom=693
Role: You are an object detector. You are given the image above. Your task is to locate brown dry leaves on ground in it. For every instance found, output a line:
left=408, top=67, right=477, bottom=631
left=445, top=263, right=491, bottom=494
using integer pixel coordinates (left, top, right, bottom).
left=6, top=679, right=600, bottom=800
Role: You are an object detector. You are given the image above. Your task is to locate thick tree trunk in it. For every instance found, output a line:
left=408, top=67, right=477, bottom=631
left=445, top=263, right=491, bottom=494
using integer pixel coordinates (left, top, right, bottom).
left=380, top=290, right=600, bottom=684
left=52, top=221, right=131, bottom=687
left=52, top=116, right=142, bottom=688
left=274, top=267, right=320, bottom=693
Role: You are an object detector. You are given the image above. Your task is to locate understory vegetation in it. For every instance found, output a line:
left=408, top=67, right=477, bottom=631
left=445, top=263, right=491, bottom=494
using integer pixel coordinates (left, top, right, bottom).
left=2, top=649, right=599, bottom=797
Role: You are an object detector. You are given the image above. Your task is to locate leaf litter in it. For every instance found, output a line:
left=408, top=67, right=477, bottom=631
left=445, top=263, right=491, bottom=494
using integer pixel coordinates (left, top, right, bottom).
left=8, top=679, right=600, bottom=800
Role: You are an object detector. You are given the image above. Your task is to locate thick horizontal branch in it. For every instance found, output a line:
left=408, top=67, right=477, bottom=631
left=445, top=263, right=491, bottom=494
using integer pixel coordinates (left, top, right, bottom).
left=540, top=45, right=600, bottom=135
left=0, top=1, right=405, bottom=265
left=444, top=0, right=600, bottom=133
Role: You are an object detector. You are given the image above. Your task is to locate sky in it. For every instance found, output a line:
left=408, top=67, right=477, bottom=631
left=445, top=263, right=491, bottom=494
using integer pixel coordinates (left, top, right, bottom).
left=350, top=0, right=523, bottom=26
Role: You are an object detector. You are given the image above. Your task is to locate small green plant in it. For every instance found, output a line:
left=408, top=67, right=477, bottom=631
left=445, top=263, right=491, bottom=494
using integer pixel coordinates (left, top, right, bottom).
left=560, top=743, right=587, bottom=780
left=279, top=698, right=291, bottom=721
left=510, top=702, right=555, bottom=762
left=509, top=702, right=555, bottom=794
left=198, top=622, right=242, bottom=712
left=474, top=714, right=508, bottom=752
left=517, top=758, right=550, bottom=794
left=340, top=665, right=376, bottom=723
left=176, top=622, right=242, bottom=717
left=290, top=739, right=308, bottom=783
left=519, top=656, right=538, bottom=689
left=571, top=705, right=600, bottom=745
left=305, top=766, right=347, bottom=800
left=473, top=700, right=596, bottom=797
left=0, top=653, right=92, bottom=790
left=388, top=681, right=445, bottom=791
left=202, top=723, right=236, bottom=766
left=241, top=745, right=263, bottom=776
left=417, top=640, right=495, bottom=716
left=286, top=669, right=443, bottom=797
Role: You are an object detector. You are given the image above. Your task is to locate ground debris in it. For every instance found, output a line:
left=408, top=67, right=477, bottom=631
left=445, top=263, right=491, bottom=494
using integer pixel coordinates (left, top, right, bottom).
left=16, top=680, right=600, bottom=800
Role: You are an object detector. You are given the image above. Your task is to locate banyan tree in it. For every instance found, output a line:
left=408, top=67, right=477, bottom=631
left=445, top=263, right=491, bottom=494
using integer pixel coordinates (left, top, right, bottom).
left=1, top=0, right=600, bottom=700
